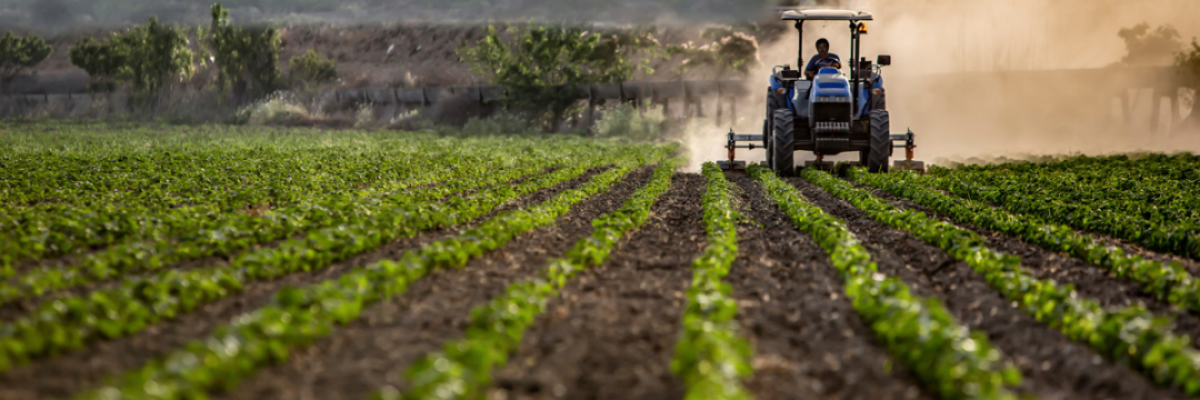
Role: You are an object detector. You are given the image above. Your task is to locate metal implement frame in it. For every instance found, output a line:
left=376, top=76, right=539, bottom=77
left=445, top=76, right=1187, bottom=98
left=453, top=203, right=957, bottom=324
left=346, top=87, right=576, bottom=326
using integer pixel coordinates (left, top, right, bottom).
left=719, top=128, right=921, bottom=171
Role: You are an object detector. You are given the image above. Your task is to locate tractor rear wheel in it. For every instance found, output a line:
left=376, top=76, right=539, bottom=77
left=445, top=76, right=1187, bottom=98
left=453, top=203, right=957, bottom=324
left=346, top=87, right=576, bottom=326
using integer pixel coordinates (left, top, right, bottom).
left=765, top=91, right=783, bottom=170
left=772, top=109, right=795, bottom=176
left=868, top=110, right=890, bottom=173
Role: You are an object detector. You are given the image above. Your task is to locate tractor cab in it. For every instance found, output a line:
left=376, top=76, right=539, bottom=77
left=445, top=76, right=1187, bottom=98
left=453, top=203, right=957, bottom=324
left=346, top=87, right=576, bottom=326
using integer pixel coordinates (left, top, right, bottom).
left=719, top=9, right=923, bottom=175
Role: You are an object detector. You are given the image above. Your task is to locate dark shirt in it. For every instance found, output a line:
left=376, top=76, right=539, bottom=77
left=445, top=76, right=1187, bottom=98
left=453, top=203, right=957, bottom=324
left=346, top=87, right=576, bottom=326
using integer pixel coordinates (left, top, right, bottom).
left=805, top=53, right=841, bottom=76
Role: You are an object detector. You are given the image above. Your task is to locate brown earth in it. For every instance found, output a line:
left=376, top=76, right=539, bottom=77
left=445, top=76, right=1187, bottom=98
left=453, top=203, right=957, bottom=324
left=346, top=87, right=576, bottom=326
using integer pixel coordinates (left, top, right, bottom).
left=854, top=182, right=1200, bottom=350
left=725, top=174, right=933, bottom=400
left=210, top=166, right=653, bottom=400
left=0, top=167, right=602, bottom=400
left=790, top=176, right=1190, bottom=400
left=488, top=173, right=705, bottom=400
left=6, top=169, right=1200, bottom=400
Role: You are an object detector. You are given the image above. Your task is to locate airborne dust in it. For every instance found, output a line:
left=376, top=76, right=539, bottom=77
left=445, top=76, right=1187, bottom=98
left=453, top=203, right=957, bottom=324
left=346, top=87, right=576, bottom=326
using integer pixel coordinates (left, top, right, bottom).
left=3, top=0, right=1199, bottom=166
left=683, top=0, right=1200, bottom=170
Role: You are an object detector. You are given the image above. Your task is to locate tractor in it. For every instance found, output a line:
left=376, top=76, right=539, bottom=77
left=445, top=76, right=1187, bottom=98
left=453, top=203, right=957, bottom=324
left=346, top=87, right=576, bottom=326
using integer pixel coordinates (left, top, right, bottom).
left=719, top=9, right=924, bottom=175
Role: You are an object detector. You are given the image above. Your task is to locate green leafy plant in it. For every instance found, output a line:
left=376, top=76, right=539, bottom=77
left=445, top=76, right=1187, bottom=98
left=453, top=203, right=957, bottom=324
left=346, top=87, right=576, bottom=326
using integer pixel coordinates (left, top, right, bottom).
left=67, top=147, right=673, bottom=400
left=459, top=23, right=661, bottom=132
left=0, top=31, right=53, bottom=94
left=751, top=165, right=1021, bottom=400
left=918, top=159, right=1200, bottom=260
left=804, top=167, right=1200, bottom=395
left=288, top=48, right=336, bottom=86
left=854, top=168, right=1200, bottom=314
left=0, top=141, right=664, bottom=372
left=392, top=158, right=679, bottom=400
left=668, top=162, right=754, bottom=400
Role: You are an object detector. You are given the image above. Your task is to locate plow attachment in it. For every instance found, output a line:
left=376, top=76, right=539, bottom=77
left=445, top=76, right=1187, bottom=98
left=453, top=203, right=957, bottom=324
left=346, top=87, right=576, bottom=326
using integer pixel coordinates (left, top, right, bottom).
left=718, top=128, right=926, bottom=173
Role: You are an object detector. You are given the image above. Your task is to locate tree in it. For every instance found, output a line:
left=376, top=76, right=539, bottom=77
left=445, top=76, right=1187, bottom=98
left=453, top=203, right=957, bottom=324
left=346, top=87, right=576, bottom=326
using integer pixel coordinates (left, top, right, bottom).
left=668, top=25, right=760, bottom=76
left=288, top=49, right=336, bottom=86
left=459, top=23, right=660, bottom=131
left=0, top=31, right=53, bottom=94
left=68, top=37, right=126, bottom=92
left=210, top=3, right=281, bottom=100
left=1177, top=39, right=1200, bottom=129
left=1118, top=23, right=1181, bottom=66
left=67, top=17, right=193, bottom=93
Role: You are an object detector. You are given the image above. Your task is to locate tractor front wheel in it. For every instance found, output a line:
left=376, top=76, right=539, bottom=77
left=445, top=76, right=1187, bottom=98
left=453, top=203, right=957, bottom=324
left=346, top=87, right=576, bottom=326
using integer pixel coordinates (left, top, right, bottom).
left=772, top=109, right=795, bottom=176
left=868, top=110, right=891, bottom=173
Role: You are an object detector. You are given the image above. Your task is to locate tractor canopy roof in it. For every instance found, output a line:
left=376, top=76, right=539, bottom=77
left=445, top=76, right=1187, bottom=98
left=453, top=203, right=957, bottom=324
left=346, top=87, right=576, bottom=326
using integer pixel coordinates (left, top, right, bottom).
left=781, top=9, right=873, bottom=21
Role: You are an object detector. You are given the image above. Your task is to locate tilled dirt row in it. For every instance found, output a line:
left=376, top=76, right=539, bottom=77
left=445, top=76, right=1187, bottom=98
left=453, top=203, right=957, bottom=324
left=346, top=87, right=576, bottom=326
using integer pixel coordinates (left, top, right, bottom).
left=488, top=173, right=705, bottom=400
left=790, top=177, right=1189, bottom=400
left=854, top=183, right=1200, bottom=351
left=725, top=175, right=931, bottom=400
left=212, top=167, right=654, bottom=400
left=0, top=167, right=607, bottom=400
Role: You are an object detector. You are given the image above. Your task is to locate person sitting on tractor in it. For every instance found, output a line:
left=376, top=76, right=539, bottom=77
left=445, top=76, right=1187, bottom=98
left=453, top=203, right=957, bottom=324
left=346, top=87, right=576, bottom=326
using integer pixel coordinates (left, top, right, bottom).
left=804, top=38, right=843, bottom=79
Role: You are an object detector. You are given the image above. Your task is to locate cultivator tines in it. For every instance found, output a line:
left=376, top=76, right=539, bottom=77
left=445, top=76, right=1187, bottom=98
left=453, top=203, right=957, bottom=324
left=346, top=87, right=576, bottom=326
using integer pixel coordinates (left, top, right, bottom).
left=890, top=129, right=925, bottom=173
left=718, top=128, right=764, bottom=171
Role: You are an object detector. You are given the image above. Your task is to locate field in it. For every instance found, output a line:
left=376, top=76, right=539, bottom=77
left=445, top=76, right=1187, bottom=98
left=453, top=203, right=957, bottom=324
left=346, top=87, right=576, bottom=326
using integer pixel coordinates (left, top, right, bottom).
left=2, top=122, right=1200, bottom=400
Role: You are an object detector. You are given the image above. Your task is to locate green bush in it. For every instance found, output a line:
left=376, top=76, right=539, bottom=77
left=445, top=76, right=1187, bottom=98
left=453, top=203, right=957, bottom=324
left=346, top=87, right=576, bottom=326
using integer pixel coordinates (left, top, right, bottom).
left=235, top=92, right=310, bottom=125
left=288, top=49, right=336, bottom=86
left=459, top=23, right=661, bottom=132
left=210, top=3, right=281, bottom=100
left=0, top=31, right=53, bottom=94
left=67, top=17, right=193, bottom=93
left=593, top=103, right=664, bottom=142
left=459, top=113, right=538, bottom=136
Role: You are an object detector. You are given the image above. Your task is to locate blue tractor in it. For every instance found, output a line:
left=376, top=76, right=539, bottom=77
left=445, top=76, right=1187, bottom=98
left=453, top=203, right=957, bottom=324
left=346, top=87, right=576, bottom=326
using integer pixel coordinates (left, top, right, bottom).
left=720, top=9, right=924, bottom=175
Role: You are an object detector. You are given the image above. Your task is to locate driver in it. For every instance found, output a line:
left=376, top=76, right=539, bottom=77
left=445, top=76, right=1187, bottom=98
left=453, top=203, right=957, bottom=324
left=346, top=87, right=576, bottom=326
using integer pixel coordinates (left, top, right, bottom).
left=804, top=38, right=842, bottom=79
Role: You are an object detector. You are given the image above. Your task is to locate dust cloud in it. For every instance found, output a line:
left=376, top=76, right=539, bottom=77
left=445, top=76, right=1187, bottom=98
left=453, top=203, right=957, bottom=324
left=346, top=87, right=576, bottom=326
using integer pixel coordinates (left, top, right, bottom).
left=683, top=0, right=1200, bottom=170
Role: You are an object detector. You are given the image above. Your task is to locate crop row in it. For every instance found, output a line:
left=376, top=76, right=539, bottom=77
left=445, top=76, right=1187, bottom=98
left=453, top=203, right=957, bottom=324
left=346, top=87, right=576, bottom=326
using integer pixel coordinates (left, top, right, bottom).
left=393, top=158, right=679, bottom=400
left=934, top=153, right=1200, bottom=180
left=751, top=166, right=1021, bottom=400
left=0, top=141, right=610, bottom=305
left=69, top=149, right=669, bottom=400
left=667, top=162, right=754, bottom=400
left=913, top=170, right=1200, bottom=261
left=0, top=125, right=440, bottom=212
left=0, top=146, right=660, bottom=372
left=927, top=162, right=1200, bottom=226
left=0, top=135, right=598, bottom=273
left=854, top=169, right=1200, bottom=313
left=805, top=168, right=1200, bottom=395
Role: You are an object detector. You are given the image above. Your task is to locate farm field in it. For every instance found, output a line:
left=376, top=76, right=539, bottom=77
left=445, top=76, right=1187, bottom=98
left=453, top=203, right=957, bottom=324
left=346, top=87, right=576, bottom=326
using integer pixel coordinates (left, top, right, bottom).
left=2, top=122, right=1200, bottom=400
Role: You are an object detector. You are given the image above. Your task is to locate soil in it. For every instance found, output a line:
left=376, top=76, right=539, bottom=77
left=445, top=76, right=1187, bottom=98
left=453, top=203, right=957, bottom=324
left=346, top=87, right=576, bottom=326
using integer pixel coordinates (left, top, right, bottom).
left=789, top=176, right=1190, bottom=400
left=0, top=167, right=604, bottom=400
left=209, top=166, right=652, bottom=400
left=0, top=168, right=556, bottom=322
left=487, top=173, right=705, bottom=400
left=6, top=170, right=1200, bottom=400
left=855, top=183, right=1200, bottom=349
left=724, top=174, right=933, bottom=400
